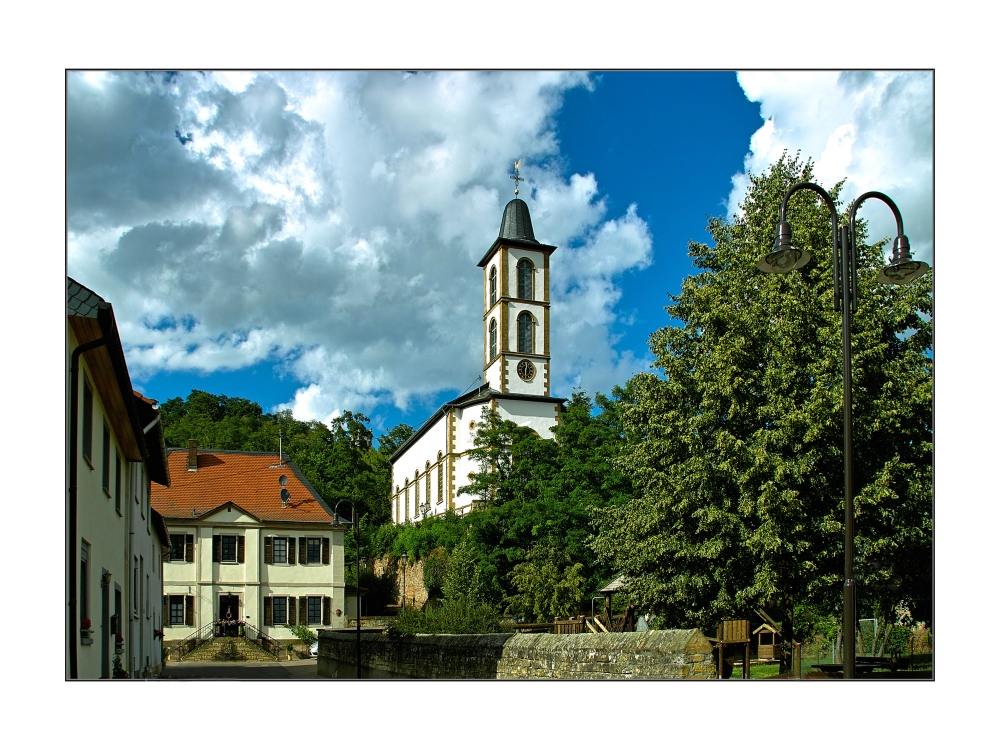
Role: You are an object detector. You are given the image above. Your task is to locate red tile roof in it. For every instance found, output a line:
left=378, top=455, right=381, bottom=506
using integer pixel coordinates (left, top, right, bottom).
left=151, top=449, right=335, bottom=525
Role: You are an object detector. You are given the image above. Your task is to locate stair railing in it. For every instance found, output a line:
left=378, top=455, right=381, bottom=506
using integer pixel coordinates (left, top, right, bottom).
left=243, top=622, right=283, bottom=659
left=167, top=621, right=216, bottom=661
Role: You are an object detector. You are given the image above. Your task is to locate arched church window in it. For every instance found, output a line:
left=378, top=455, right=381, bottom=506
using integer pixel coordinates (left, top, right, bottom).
left=517, top=258, right=533, bottom=299
left=414, top=470, right=420, bottom=511
left=425, top=461, right=431, bottom=504
left=437, top=452, right=444, bottom=504
left=489, top=318, right=497, bottom=360
left=489, top=265, right=497, bottom=306
left=404, top=480, right=410, bottom=521
left=517, top=311, right=534, bottom=353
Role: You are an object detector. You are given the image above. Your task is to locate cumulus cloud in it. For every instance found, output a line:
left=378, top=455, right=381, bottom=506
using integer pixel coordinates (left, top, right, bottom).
left=729, top=71, right=933, bottom=263
left=67, top=71, right=650, bottom=424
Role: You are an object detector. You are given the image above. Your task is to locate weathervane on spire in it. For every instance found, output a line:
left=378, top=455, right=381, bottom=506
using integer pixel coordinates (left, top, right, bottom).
left=510, top=159, right=523, bottom=197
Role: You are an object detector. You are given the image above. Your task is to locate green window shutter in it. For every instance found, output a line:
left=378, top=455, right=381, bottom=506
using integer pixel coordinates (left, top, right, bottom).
left=237, top=536, right=245, bottom=563
left=288, top=537, right=296, bottom=565
left=212, top=535, right=221, bottom=562
left=162, top=595, right=168, bottom=622
left=185, top=595, right=194, bottom=627
left=299, top=597, right=307, bottom=625
left=264, top=537, right=273, bottom=565
left=288, top=597, right=296, bottom=626
left=323, top=596, right=331, bottom=626
left=264, top=597, right=272, bottom=626
left=185, top=534, right=194, bottom=563
left=322, top=537, right=330, bottom=565
left=299, top=537, right=306, bottom=565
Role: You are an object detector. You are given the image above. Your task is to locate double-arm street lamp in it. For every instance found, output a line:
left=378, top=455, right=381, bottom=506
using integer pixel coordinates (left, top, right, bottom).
left=758, top=182, right=928, bottom=679
left=334, top=499, right=362, bottom=679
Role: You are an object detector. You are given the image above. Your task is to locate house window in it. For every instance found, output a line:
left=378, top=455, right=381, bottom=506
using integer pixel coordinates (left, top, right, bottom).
left=82, top=376, right=94, bottom=463
left=133, top=556, right=139, bottom=617
left=306, top=537, right=322, bottom=564
left=273, top=537, right=287, bottom=564
left=517, top=258, right=533, bottom=299
left=169, top=595, right=185, bottom=625
left=273, top=596, right=287, bottom=625
left=145, top=572, right=150, bottom=618
left=169, top=534, right=185, bottom=561
left=489, top=318, right=497, bottom=360
left=80, top=541, right=90, bottom=624
left=307, top=596, right=322, bottom=625
left=102, top=423, right=111, bottom=494
left=114, top=450, right=122, bottom=514
left=517, top=312, right=533, bottom=353
left=489, top=265, right=497, bottom=306
left=221, top=535, right=237, bottom=563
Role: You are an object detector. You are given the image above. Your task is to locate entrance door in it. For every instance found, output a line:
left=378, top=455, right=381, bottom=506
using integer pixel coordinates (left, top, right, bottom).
left=219, top=594, right=240, bottom=621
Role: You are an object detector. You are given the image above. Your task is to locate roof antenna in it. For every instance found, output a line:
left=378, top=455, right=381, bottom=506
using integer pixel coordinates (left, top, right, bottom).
left=270, top=428, right=286, bottom=469
left=462, top=374, right=483, bottom=395
left=510, top=159, right=523, bottom=198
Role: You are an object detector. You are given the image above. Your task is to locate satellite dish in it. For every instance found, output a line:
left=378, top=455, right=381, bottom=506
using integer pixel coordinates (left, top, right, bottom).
left=280, top=488, right=291, bottom=502
left=279, top=475, right=288, bottom=486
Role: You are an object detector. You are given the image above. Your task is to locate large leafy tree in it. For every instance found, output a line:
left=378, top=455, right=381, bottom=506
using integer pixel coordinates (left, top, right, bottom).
left=591, top=153, right=932, bottom=671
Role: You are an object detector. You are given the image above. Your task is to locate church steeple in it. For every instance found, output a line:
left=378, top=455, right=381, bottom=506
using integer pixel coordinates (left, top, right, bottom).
left=477, top=162, right=557, bottom=397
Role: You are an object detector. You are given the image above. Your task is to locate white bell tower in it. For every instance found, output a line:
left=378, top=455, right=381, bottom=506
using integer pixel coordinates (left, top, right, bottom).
left=478, top=161, right=557, bottom=397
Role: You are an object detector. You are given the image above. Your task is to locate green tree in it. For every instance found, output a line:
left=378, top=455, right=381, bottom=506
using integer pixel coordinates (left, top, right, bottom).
left=506, top=544, right=586, bottom=622
left=591, top=152, right=932, bottom=673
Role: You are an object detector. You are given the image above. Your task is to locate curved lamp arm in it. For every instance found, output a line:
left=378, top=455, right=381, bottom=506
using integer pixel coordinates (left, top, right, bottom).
left=763, top=182, right=844, bottom=310
left=850, top=191, right=929, bottom=286
left=334, top=499, right=356, bottom=527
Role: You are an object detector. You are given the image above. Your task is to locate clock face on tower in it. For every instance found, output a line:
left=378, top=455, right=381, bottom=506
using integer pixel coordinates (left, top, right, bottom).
left=516, top=359, right=535, bottom=381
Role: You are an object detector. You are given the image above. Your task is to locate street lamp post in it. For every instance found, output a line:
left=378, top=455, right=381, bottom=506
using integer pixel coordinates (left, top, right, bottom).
left=334, top=499, right=362, bottom=679
left=757, top=183, right=928, bottom=679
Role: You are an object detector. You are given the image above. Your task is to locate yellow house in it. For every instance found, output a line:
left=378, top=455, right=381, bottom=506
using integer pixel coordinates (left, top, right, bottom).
left=67, top=278, right=171, bottom=679
left=152, top=442, right=347, bottom=650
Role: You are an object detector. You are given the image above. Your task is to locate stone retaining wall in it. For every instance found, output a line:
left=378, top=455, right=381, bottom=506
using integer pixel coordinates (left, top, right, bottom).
left=317, top=629, right=715, bottom=679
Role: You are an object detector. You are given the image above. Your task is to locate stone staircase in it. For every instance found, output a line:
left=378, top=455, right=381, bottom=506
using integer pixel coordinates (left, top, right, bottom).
left=180, top=636, right=279, bottom=662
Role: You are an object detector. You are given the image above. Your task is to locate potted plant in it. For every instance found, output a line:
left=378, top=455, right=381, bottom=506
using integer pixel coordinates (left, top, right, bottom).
left=80, top=617, right=91, bottom=633
left=115, top=633, right=124, bottom=654
left=285, top=642, right=294, bottom=661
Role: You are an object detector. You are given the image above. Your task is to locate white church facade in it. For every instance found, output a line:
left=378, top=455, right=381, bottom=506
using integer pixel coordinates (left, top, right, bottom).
left=390, top=177, right=565, bottom=523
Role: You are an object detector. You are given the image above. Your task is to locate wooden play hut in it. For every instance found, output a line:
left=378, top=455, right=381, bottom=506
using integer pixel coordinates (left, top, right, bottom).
left=754, top=623, right=779, bottom=660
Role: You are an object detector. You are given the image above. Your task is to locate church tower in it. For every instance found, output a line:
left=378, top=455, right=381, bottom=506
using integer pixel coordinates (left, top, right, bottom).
left=479, top=163, right=557, bottom=397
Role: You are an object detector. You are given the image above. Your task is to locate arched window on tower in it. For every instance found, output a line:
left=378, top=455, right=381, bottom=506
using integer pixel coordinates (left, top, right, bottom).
left=489, top=318, right=497, bottom=360
left=489, top=265, right=497, bottom=306
left=517, top=311, right=534, bottom=353
left=517, top=258, right=533, bottom=299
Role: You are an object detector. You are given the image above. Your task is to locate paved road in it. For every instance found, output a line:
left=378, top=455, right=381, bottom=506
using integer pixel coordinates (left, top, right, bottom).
left=161, top=658, right=324, bottom=679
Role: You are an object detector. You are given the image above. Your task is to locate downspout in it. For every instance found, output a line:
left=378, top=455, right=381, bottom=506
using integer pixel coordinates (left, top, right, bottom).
left=68, top=336, right=107, bottom=679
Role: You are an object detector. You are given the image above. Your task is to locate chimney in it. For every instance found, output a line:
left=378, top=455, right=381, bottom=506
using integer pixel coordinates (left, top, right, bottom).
left=187, top=440, right=198, bottom=471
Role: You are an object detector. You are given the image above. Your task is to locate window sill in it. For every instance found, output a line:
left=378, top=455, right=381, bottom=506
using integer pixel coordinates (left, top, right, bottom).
left=81, top=636, right=93, bottom=646
left=103, top=487, right=112, bottom=498
left=82, top=455, right=94, bottom=470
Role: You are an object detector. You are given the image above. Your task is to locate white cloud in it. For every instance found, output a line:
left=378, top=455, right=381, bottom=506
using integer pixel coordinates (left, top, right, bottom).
left=67, top=71, right=651, bottom=423
left=730, top=71, right=933, bottom=264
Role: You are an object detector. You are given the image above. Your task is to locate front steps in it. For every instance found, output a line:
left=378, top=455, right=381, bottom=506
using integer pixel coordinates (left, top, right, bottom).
left=179, top=636, right=278, bottom=662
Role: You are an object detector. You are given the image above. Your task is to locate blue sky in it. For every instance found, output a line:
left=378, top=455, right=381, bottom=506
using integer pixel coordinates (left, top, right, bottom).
left=65, top=70, right=933, bottom=444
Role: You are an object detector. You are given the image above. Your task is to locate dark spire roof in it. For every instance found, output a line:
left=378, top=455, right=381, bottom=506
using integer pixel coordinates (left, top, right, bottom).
left=498, top=198, right=538, bottom=244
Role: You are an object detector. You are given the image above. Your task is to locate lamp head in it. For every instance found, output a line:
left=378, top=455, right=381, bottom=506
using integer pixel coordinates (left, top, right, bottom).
left=876, top=234, right=929, bottom=284
left=758, top=220, right=811, bottom=273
